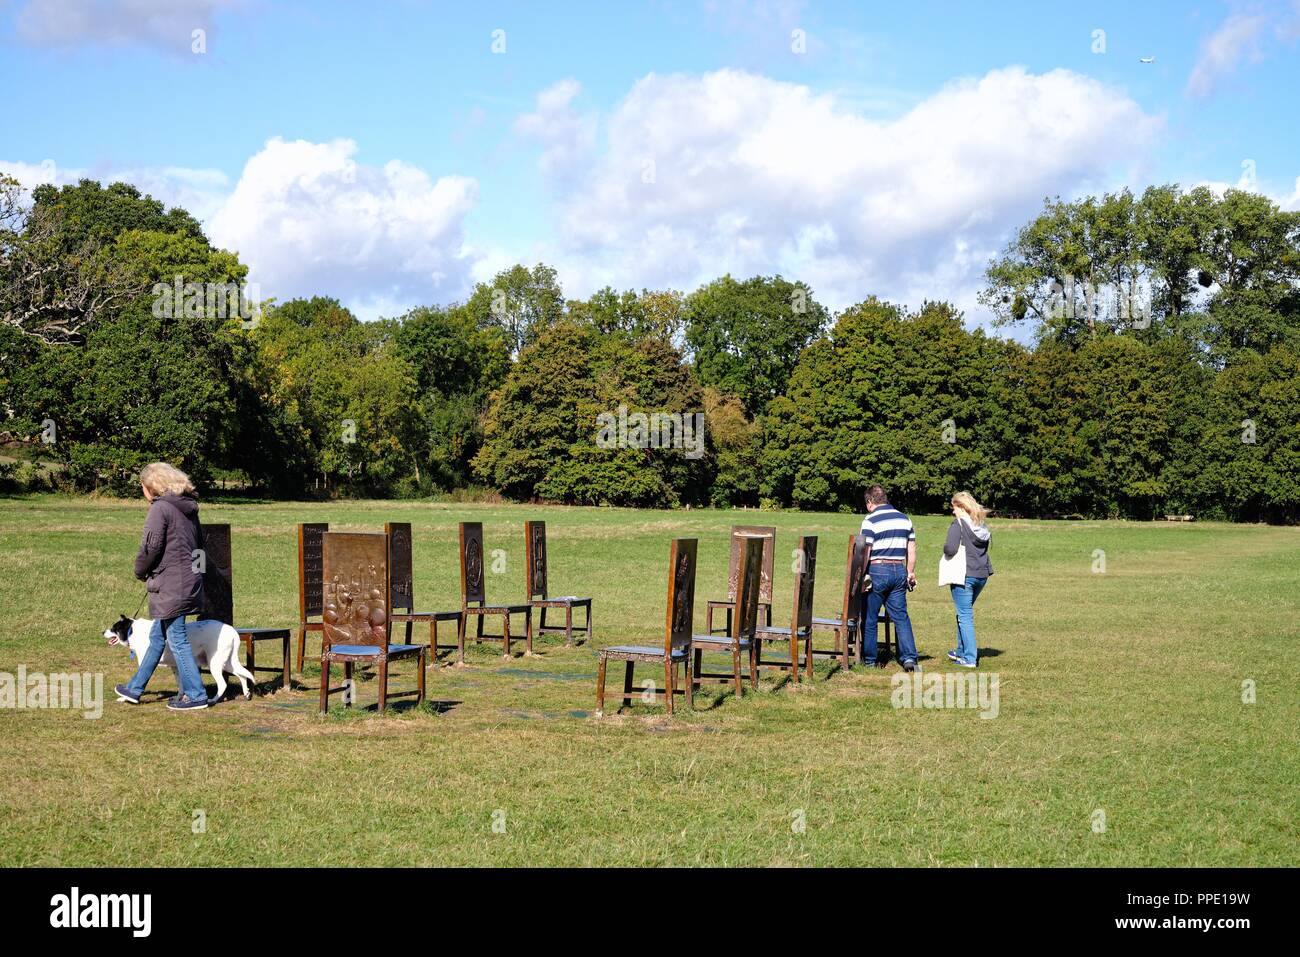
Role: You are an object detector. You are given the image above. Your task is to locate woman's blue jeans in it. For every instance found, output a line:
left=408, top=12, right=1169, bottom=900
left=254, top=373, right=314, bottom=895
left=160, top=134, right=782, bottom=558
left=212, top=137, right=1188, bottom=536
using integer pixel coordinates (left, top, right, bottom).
left=949, top=577, right=987, bottom=664
left=125, top=616, right=208, bottom=701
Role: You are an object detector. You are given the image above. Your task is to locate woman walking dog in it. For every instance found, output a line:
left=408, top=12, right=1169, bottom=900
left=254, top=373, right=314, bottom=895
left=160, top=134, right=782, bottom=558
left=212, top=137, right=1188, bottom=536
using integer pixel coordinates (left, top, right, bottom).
left=114, top=462, right=211, bottom=711
left=942, top=491, right=993, bottom=669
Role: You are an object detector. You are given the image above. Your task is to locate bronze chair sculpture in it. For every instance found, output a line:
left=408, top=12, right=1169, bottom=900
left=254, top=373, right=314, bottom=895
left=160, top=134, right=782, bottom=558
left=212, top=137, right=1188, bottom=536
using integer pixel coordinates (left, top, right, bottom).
left=690, top=534, right=764, bottom=698
left=808, top=533, right=891, bottom=669
left=294, top=522, right=327, bottom=673
left=318, top=531, right=426, bottom=715
left=705, top=525, right=774, bottom=634
left=386, top=521, right=465, bottom=665
left=754, top=534, right=817, bottom=681
left=459, top=522, right=533, bottom=659
left=524, top=520, right=592, bottom=646
left=595, top=538, right=696, bottom=715
left=200, top=523, right=291, bottom=692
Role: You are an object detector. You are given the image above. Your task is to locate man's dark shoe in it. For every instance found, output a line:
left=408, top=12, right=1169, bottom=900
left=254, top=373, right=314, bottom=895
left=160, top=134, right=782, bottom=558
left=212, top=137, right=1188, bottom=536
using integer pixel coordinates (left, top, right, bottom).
left=902, top=660, right=919, bottom=673
left=114, top=683, right=140, bottom=704
left=167, top=694, right=208, bottom=712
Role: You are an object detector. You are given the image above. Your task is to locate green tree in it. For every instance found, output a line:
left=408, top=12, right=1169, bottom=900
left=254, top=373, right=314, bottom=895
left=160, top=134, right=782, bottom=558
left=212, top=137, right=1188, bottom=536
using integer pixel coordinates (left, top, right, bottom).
left=684, top=274, right=827, bottom=417
left=464, top=263, right=565, bottom=355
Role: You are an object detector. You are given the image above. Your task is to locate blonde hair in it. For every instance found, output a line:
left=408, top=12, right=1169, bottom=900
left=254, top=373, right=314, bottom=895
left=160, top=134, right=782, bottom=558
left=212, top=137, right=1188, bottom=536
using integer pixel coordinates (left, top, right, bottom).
left=140, top=462, right=194, bottom=497
left=952, top=491, right=988, bottom=525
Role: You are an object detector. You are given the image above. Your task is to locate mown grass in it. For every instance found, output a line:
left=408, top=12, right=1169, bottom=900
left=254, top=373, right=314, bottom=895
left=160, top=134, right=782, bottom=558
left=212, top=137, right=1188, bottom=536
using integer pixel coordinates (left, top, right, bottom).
left=0, top=494, right=1295, bottom=866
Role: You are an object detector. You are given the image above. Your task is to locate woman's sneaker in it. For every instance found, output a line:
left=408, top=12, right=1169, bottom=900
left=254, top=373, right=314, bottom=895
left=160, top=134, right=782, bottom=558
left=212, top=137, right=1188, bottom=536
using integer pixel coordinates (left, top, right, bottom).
left=946, top=650, right=960, bottom=661
left=167, top=694, right=208, bottom=711
left=954, top=658, right=977, bottom=668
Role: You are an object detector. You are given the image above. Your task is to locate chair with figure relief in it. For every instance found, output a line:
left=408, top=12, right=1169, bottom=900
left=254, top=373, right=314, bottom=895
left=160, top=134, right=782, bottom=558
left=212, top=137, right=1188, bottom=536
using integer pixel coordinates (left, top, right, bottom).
left=318, top=531, right=426, bottom=715
left=705, top=525, right=775, bottom=635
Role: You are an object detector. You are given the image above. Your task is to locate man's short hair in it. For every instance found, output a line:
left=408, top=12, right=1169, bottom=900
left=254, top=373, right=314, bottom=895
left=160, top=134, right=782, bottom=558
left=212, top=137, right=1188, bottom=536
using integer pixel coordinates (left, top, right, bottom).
left=866, top=484, right=888, bottom=506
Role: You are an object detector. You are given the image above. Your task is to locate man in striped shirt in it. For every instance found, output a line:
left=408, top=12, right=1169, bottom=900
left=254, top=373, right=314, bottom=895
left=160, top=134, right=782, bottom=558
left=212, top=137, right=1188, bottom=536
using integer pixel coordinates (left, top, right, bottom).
left=860, top=484, right=920, bottom=671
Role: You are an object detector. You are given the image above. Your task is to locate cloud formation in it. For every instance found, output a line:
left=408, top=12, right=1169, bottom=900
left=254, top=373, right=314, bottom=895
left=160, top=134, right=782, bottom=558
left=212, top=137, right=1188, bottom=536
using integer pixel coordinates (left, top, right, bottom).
left=14, top=0, right=238, bottom=52
left=519, top=66, right=1161, bottom=314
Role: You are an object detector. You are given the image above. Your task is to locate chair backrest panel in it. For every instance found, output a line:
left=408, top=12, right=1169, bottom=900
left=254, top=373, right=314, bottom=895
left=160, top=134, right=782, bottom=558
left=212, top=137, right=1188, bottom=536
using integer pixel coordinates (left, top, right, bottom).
left=726, top=525, right=776, bottom=603
left=792, top=535, right=818, bottom=632
left=664, top=538, right=698, bottom=656
left=321, top=532, right=389, bottom=649
left=199, top=522, right=234, bottom=626
left=839, top=533, right=870, bottom=631
left=384, top=521, right=415, bottom=612
left=298, top=522, right=328, bottom=619
left=524, top=520, right=548, bottom=599
left=732, top=535, right=765, bottom=644
left=459, top=522, right=487, bottom=605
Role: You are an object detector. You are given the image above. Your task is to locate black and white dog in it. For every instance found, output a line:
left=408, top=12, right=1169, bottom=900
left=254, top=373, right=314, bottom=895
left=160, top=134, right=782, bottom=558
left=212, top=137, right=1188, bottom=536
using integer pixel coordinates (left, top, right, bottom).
left=104, top=615, right=255, bottom=702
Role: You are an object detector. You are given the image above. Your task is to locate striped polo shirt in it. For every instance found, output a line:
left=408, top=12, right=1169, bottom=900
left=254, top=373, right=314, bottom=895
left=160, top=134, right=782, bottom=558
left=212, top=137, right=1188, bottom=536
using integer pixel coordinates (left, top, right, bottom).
left=860, top=504, right=915, bottom=561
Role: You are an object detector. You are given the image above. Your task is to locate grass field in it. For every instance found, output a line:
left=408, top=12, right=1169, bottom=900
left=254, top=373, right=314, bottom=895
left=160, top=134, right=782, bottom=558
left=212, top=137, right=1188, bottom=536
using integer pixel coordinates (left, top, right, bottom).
left=0, top=494, right=1296, bottom=867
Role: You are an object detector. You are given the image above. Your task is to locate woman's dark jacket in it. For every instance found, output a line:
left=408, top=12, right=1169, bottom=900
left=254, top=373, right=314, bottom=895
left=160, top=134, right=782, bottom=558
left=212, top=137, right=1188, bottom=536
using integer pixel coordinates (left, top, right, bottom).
left=134, top=492, right=205, bottom=619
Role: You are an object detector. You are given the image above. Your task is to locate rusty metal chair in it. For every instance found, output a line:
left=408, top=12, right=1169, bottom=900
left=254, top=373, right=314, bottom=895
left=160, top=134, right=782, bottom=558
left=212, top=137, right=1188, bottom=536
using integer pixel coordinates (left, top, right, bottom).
left=318, top=531, right=426, bottom=715
left=459, top=522, right=533, bottom=659
left=755, top=535, right=817, bottom=681
left=524, top=520, right=592, bottom=647
left=705, top=524, right=774, bottom=634
left=386, top=521, right=465, bottom=665
left=595, top=538, right=696, bottom=715
left=200, top=523, right=291, bottom=694
left=691, top=534, right=764, bottom=698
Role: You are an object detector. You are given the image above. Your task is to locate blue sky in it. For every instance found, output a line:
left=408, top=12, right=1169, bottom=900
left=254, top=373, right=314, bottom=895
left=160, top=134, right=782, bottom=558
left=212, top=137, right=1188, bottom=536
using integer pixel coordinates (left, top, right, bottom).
left=3, top=0, right=1298, bottom=323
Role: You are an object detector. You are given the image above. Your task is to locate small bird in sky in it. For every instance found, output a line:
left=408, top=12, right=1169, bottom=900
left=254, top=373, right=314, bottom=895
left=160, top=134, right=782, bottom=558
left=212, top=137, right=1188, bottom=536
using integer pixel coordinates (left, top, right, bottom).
left=1139, top=57, right=1155, bottom=63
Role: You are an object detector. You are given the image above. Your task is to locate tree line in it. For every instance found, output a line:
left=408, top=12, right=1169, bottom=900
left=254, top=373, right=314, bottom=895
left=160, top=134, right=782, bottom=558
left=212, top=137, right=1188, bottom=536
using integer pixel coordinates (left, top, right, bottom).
left=2, top=177, right=1298, bottom=521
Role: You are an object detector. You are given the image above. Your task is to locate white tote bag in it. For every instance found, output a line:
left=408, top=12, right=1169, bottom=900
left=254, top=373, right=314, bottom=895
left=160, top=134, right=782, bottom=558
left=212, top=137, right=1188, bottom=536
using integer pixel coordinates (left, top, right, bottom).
left=938, top=528, right=967, bottom=586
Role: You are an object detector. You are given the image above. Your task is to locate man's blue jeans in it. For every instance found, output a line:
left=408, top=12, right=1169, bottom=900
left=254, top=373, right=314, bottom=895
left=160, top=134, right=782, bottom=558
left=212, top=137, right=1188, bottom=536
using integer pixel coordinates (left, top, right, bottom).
left=949, top=576, right=988, bottom=664
left=863, top=564, right=918, bottom=665
left=125, top=616, right=207, bottom=701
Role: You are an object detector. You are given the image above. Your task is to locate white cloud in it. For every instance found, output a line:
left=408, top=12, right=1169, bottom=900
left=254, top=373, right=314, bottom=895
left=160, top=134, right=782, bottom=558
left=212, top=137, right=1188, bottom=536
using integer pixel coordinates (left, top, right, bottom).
left=513, top=79, right=597, bottom=183
left=1186, top=13, right=1269, bottom=98
left=15, top=0, right=239, bottom=52
left=517, top=66, right=1162, bottom=316
left=207, top=137, right=480, bottom=312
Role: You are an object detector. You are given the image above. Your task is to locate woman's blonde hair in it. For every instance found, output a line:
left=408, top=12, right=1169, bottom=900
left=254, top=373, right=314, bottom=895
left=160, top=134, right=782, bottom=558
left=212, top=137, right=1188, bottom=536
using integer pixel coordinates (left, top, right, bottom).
left=140, top=462, right=195, bottom=497
left=952, top=491, right=988, bottom=525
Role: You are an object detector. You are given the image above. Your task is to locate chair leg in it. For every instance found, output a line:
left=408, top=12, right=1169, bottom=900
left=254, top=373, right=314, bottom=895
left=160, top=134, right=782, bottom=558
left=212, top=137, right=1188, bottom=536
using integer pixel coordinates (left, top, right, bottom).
left=586, top=602, right=593, bottom=644
left=502, top=613, right=512, bottom=659
left=343, top=661, right=353, bottom=707
left=377, top=661, right=388, bottom=715
left=565, top=604, right=573, bottom=647
left=525, top=608, right=533, bottom=656
left=693, top=648, right=702, bottom=695
left=749, top=642, right=758, bottom=690
left=733, top=644, right=743, bottom=696
left=840, top=626, right=849, bottom=671
left=429, top=619, right=438, bottom=663
left=245, top=634, right=256, bottom=675
left=417, top=649, right=426, bottom=707
left=296, top=625, right=306, bottom=673
left=805, top=629, right=814, bottom=680
left=622, top=660, right=634, bottom=711
left=318, top=658, right=329, bottom=715
left=683, top=658, right=694, bottom=710
left=282, top=633, right=291, bottom=689
left=790, top=633, right=799, bottom=681
left=596, top=654, right=607, bottom=713
left=664, top=659, right=674, bottom=715
left=457, top=614, right=466, bottom=664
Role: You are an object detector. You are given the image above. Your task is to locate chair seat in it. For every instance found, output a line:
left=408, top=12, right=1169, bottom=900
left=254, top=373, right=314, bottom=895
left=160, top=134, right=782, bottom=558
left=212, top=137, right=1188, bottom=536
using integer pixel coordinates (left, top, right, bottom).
left=326, top=643, right=422, bottom=657
left=534, top=596, right=589, bottom=604
left=467, top=604, right=531, bottom=614
left=238, top=626, right=290, bottom=637
left=691, top=634, right=751, bottom=648
left=812, top=616, right=842, bottom=627
left=755, top=625, right=811, bottom=638
left=602, top=644, right=686, bottom=658
left=392, top=610, right=462, bottom=621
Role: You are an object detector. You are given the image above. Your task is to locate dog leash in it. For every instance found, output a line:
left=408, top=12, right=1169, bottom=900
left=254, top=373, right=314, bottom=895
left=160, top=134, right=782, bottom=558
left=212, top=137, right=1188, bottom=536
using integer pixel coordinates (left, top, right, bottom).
left=126, top=593, right=147, bottom=660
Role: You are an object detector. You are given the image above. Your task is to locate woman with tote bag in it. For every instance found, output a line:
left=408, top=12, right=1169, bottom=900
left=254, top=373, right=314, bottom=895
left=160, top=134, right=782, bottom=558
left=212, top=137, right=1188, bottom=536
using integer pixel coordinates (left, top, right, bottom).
left=940, top=492, right=993, bottom=668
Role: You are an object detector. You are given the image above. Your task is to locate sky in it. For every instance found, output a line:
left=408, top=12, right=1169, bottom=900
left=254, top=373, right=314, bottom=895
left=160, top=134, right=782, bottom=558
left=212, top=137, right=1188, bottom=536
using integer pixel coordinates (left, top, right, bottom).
left=3, top=0, right=1299, bottom=325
